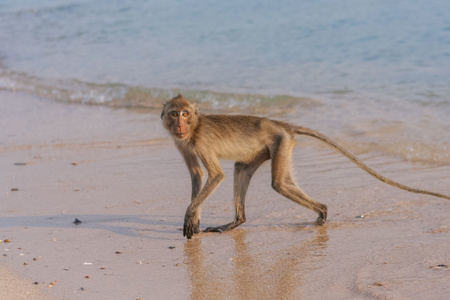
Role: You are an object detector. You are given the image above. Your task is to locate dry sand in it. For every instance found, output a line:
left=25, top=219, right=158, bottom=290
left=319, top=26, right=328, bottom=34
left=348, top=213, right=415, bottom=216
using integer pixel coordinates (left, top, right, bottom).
left=1, top=90, right=449, bottom=300
left=0, top=265, right=49, bottom=300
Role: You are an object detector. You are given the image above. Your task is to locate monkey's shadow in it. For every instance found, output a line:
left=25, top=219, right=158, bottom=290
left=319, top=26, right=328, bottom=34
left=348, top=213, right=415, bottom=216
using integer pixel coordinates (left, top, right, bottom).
left=0, top=214, right=186, bottom=241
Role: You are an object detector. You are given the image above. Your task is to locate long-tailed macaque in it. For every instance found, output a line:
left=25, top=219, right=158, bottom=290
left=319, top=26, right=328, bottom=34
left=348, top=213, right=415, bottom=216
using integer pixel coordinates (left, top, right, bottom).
left=161, top=94, right=450, bottom=239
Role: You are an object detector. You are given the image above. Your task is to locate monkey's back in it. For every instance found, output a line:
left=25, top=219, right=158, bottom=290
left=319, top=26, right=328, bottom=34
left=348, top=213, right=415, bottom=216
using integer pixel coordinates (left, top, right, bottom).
left=192, top=114, right=295, bottom=163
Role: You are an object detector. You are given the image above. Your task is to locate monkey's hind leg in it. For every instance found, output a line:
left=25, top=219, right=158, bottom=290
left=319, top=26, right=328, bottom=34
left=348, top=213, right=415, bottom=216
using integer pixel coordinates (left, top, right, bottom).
left=284, top=178, right=328, bottom=225
left=204, top=150, right=270, bottom=233
left=270, top=136, right=328, bottom=225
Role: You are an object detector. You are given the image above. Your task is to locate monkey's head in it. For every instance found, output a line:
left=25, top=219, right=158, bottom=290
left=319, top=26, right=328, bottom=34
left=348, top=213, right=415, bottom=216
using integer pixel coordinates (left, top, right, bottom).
left=161, top=94, right=199, bottom=140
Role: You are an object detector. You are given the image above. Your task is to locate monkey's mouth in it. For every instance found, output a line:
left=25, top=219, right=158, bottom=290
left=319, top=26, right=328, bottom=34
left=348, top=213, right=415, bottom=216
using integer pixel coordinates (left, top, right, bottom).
left=175, top=132, right=188, bottom=139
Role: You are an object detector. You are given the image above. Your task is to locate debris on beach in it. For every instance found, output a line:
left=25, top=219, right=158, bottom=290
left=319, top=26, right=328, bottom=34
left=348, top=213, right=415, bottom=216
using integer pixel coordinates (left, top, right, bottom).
left=11, top=188, right=19, bottom=192
left=13, top=162, right=35, bottom=166
left=374, top=282, right=383, bottom=286
left=73, top=218, right=82, bottom=225
left=430, top=264, right=449, bottom=270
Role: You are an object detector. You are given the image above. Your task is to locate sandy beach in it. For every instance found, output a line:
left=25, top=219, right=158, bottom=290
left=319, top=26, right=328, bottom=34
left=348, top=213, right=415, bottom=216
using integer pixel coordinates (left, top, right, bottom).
left=1, top=90, right=449, bottom=300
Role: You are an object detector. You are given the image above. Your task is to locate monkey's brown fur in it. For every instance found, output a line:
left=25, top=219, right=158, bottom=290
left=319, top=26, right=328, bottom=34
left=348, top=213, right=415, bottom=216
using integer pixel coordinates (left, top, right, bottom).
left=161, top=94, right=450, bottom=239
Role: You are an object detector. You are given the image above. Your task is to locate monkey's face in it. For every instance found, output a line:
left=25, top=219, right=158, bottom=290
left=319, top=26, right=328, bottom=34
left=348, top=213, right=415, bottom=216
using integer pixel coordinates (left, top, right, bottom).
left=169, top=109, right=192, bottom=139
left=161, top=95, right=199, bottom=140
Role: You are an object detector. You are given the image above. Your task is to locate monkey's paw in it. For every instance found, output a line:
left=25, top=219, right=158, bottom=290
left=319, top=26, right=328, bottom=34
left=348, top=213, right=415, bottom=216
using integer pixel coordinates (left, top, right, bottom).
left=316, top=205, right=327, bottom=226
left=316, top=217, right=326, bottom=226
left=183, top=218, right=200, bottom=239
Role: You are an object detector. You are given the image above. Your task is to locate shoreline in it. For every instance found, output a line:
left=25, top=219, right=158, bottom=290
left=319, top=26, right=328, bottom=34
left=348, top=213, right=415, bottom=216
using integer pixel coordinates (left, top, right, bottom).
left=1, top=90, right=449, bottom=299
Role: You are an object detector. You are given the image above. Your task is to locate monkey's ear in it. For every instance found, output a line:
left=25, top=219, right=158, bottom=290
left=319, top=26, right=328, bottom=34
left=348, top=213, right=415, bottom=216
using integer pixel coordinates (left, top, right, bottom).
left=193, top=103, right=199, bottom=115
left=161, top=103, right=167, bottom=119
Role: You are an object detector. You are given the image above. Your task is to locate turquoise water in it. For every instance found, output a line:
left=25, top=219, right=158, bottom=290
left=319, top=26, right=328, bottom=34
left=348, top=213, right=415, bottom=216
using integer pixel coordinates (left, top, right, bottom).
left=0, top=0, right=449, bottom=163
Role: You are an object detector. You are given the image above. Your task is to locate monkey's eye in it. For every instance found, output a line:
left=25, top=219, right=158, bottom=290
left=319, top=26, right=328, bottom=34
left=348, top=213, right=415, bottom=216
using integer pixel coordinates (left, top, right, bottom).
left=171, top=111, right=179, bottom=117
left=181, top=111, right=189, bottom=117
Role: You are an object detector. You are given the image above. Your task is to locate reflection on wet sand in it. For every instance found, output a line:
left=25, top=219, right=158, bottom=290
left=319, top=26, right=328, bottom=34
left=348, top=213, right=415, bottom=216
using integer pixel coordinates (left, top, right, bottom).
left=183, top=237, right=228, bottom=299
left=184, top=227, right=329, bottom=299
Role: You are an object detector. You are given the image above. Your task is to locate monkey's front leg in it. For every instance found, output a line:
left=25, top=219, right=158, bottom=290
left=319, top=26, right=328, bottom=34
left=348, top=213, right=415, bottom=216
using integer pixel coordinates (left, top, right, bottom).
left=181, top=152, right=204, bottom=238
left=184, top=170, right=224, bottom=239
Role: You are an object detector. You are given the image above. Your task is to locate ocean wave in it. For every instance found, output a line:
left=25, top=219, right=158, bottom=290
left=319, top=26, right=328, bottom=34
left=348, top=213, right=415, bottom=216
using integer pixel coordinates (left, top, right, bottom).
left=0, top=65, right=320, bottom=115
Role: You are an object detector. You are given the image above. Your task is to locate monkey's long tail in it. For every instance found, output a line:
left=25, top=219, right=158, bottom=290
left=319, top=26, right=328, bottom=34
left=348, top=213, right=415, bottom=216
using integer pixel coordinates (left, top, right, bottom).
left=295, top=126, right=450, bottom=200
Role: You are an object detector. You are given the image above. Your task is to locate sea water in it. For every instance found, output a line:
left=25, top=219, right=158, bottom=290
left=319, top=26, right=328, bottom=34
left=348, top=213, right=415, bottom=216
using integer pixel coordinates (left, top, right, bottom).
left=0, top=0, right=449, bottom=164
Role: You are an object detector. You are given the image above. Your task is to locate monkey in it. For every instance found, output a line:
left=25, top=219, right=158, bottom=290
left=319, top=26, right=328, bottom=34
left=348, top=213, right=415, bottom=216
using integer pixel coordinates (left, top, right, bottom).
left=161, top=94, right=450, bottom=239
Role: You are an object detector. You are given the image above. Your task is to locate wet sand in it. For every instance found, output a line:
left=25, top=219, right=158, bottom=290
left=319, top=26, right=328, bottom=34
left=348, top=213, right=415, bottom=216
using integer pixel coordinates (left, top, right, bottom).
left=1, top=90, right=449, bottom=300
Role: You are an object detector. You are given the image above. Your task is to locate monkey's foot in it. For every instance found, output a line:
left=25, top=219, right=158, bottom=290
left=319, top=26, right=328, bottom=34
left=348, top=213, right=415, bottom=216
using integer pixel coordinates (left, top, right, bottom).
left=203, top=225, right=227, bottom=233
left=316, top=217, right=326, bottom=226
left=203, top=219, right=245, bottom=233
